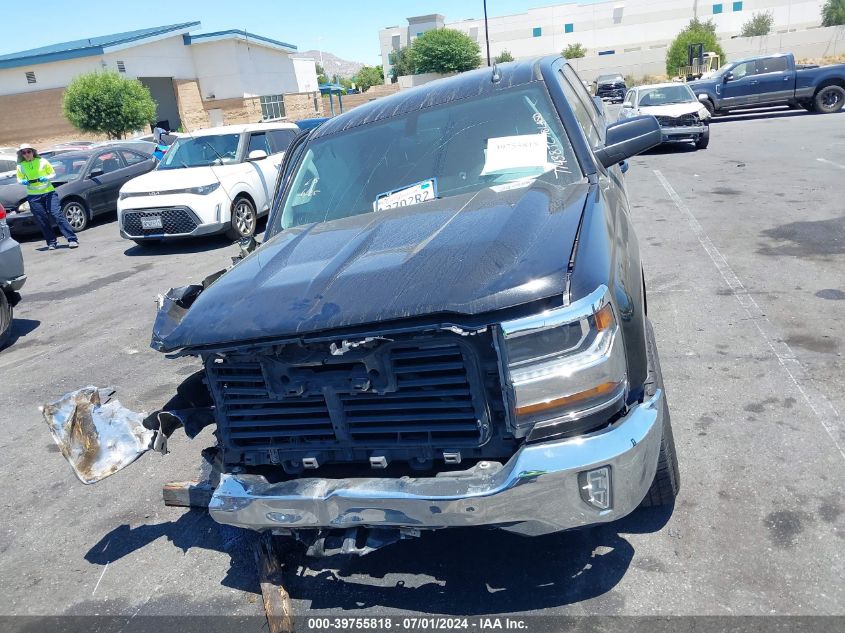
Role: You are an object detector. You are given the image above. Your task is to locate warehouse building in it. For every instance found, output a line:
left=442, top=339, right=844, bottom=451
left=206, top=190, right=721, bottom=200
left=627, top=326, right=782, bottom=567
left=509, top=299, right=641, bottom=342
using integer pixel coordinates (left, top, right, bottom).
left=379, top=0, right=827, bottom=82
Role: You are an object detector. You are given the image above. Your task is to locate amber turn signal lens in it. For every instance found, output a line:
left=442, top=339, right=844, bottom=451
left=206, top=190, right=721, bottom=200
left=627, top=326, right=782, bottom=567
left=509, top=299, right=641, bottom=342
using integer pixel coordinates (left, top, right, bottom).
left=515, top=381, right=620, bottom=416
left=594, top=303, right=615, bottom=331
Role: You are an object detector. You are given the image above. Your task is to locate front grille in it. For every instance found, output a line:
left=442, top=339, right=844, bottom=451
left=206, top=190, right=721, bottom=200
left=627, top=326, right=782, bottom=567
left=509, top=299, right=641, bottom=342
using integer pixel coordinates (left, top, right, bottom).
left=122, top=207, right=198, bottom=236
left=655, top=113, right=700, bottom=127
left=206, top=337, right=502, bottom=468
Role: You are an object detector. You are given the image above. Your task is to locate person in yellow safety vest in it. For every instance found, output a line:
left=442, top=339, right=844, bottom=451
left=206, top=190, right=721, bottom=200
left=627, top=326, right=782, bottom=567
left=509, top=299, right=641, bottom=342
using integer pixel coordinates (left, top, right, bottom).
left=16, top=142, right=79, bottom=251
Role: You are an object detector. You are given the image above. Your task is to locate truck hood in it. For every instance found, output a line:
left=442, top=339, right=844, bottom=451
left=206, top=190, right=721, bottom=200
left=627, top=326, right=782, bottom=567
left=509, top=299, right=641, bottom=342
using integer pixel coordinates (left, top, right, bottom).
left=639, top=102, right=708, bottom=118
left=152, top=180, right=590, bottom=352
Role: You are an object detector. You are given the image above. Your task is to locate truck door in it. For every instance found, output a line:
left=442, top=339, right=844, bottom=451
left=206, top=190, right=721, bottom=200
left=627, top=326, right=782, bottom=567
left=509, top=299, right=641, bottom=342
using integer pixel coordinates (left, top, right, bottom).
left=721, top=60, right=759, bottom=108
left=753, top=56, right=793, bottom=105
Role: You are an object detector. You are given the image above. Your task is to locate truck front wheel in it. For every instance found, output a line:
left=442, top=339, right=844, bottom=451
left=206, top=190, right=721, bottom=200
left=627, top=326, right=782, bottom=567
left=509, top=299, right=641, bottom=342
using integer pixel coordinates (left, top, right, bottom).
left=639, top=319, right=681, bottom=507
left=813, top=85, right=845, bottom=114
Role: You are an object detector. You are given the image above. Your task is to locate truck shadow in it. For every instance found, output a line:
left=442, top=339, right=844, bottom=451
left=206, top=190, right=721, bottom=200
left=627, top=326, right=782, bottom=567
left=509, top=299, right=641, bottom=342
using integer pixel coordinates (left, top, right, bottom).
left=290, top=503, right=675, bottom=614
left=84, top=509, right=261, bottom=594
left=83, top=502, right=673, bottom=612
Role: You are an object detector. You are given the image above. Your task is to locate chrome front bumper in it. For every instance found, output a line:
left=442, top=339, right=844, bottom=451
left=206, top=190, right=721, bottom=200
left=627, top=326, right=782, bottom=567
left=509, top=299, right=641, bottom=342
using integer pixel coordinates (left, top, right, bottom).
left=209, top=390, right=665, bottom=535
left=661, top=125, right=706, bottom=140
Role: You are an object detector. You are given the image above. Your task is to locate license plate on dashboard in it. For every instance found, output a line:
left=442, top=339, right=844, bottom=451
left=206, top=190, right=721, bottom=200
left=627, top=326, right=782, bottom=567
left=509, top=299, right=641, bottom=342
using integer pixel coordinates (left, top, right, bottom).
left=141, top=216, right=163, bottom=230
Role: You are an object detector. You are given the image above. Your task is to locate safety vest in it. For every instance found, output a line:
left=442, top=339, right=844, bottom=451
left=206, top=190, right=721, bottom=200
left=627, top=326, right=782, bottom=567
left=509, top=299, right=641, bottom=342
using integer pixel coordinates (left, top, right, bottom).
left=17, top=158, right=56, bottom=196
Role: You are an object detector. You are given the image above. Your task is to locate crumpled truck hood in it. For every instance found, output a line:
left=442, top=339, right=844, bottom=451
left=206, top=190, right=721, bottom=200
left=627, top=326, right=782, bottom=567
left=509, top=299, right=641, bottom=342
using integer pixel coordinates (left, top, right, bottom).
left=152, top=180, right=590, bottom=352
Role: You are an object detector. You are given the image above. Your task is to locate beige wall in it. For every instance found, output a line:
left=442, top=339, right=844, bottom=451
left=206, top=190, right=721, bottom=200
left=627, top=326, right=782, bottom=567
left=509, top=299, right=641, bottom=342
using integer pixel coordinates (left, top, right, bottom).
left=175, top=81, right=325, bottom=129
left=321, top=83, right=400, bottom=116
left=284, top=91, right=323, bottom=121
left=0, top=87, right=105, bottom=146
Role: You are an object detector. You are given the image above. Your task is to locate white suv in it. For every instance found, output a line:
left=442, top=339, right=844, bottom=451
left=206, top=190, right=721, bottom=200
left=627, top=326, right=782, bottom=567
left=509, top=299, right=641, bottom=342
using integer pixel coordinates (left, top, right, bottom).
left=117, top=122, right=299, bottom=244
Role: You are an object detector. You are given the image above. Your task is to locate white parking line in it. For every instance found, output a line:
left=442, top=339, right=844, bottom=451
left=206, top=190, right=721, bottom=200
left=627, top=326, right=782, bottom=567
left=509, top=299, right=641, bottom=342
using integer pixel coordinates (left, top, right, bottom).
left=816, top=157, right=845, bottom=170
left=654, top=169, right=845, bottom=462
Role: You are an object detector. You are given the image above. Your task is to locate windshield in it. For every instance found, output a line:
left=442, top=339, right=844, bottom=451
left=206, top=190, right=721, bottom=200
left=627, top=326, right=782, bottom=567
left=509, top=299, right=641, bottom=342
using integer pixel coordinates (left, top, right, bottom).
left=50, top=154, right=91, bottom=181
left=275, top=84, right=582, bottom=231
left=157, top=134, right=240, bottom=170
left=637, top=85, right=696, bottom=106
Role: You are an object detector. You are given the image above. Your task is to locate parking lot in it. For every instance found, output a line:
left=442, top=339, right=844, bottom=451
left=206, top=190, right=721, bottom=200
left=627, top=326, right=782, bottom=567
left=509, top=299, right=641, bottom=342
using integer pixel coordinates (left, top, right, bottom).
left=1, top=106, right=843, bottom=624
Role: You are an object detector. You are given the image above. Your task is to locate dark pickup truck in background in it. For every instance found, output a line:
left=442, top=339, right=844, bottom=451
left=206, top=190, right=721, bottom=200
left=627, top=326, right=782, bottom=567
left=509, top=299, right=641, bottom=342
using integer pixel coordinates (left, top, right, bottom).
left=594, top=73, right=628, bottom=103
left=45, top=57, right=679, bottom=554
left=689, top=52, right=845, bottom=115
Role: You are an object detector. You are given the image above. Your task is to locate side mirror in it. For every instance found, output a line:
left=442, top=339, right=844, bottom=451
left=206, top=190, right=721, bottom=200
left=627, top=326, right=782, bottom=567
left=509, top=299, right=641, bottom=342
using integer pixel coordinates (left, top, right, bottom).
left=622, top=102, right=633, bottom=108
left=594, top=115, right=662, bottom=169
left=247, top=149, right=268, bottom=161
left=697, top=94, right=709, bottom=104
left=88, top=169, right=104, bottom=179
left=723, top=72, right=734, bottom=83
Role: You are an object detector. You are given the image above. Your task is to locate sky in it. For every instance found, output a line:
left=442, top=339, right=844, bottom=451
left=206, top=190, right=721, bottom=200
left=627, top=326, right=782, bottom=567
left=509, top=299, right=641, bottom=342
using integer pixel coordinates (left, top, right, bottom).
left=2, top=0, right=595, bottom=66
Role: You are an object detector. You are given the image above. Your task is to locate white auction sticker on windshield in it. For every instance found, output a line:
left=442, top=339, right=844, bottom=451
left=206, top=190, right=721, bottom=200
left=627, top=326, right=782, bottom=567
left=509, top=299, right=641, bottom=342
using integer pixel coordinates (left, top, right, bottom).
left=374, top=178, right=438, bottom=212
left=481, top=132, right=549, bottom=175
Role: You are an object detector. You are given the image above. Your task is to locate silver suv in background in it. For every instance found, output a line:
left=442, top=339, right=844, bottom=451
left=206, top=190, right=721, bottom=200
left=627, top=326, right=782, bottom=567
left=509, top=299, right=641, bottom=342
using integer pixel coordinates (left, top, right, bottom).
left=0, top=203, right=26, bottom=349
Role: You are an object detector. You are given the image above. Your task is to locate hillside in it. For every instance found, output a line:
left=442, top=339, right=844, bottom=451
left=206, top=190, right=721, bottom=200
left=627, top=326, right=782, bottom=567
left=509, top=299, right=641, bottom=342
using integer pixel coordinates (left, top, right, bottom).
left=294, top=50, right=366, bottom=79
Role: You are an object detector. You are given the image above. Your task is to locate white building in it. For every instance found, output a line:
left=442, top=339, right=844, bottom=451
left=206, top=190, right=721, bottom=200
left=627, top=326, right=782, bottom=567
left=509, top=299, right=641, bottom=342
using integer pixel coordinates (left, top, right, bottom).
left=379, top=0, right=826, bottom=82
left=0, top=22, right=322, bottom=145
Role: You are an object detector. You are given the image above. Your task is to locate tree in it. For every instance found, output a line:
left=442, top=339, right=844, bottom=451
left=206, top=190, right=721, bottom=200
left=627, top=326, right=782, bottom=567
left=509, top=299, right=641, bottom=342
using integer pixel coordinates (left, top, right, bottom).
left=353, top=65, right=385, bottom=92
left=562, top=43, right=587, bottom=59
left=62, top=71, right=156, bottom=139
left=316, top=63, right=329, bottom=85
left=741, top=11, right=774, bottom=36
left=494, top=50, right=514, bottom=63
left=409, top=28, right=482, bottom=74
left=389, top=46, right=416, bottom=81
left=665, top=18, right=725, bottom=76
left=822, top=0, right=845, bottom=26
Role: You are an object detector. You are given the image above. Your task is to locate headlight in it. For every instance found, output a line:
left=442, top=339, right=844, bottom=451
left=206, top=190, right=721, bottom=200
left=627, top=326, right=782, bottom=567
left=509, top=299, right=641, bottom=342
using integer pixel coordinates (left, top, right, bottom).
left=185, top=183, right=220, bottom=195
left=18, top=200, right=30, bottom=212
left=119, top=182, right=220, bottom=200
left=498, top=285, right=627, bottom=440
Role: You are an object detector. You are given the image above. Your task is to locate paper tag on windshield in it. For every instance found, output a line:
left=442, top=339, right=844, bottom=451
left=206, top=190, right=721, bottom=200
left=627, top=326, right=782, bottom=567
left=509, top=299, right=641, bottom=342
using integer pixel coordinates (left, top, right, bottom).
left=481, top=133, right=549, bottom=175
left=374, top=178, right=437, bottom=212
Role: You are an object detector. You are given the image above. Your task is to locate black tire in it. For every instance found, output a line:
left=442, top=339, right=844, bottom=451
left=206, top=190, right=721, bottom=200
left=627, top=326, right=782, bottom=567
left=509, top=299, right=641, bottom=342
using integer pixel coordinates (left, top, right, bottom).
left=695, top=127, right=710, bottom=150
left=0, top=292, right=12, bottom=351
left=800, top=101, right=817, bottom=112
left=702, top=99, right=715, bottom=116
left=225, top=196, right=257, bottom=240
left=813, top=85, right=845, bottom=114
left=62, top=199, right=88, bottom=232
left=639, top=318, right=681, bottom=507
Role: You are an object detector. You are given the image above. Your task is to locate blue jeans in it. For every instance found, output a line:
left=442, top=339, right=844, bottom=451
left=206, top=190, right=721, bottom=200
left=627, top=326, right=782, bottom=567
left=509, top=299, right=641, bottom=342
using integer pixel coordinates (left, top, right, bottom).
left=28, top=191, right=78, bottom=247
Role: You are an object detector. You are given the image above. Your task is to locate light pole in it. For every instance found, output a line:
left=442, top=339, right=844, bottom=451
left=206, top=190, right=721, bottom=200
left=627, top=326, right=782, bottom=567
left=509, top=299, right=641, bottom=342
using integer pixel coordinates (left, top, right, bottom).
left=484, top=0, right=491, bottom=66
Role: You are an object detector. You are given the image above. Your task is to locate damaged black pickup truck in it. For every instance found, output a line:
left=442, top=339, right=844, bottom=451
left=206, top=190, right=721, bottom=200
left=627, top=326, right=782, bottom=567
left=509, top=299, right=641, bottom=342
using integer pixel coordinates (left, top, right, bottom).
left=45, top=57, right=678, bottom=548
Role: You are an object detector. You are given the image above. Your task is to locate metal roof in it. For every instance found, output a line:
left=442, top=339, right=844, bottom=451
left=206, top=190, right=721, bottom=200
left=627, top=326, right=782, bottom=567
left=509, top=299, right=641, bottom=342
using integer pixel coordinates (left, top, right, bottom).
left=0, top=22, right=201, bottom=69
left=184, top=30, right=297, bottom=53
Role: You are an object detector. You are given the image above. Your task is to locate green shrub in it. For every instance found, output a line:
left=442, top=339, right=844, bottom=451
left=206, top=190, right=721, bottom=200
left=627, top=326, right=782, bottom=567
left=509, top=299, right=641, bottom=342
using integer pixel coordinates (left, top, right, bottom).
left=63, top=71, right=156, bottom=139
left=562, top=43, right=587, bottom=59
left=666, top=19, right=725, bottom=76
left=410, top=29, right=482, bottom=74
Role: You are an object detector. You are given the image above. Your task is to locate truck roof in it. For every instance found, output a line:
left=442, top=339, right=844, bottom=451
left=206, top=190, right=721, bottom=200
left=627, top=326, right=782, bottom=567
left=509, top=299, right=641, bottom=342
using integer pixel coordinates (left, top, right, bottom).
left=312, top=58, right=545, bottom=139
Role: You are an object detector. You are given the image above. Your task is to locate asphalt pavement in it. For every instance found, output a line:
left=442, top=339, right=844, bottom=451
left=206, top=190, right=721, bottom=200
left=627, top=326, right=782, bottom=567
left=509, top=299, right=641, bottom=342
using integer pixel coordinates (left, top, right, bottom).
left=0, top=105, right=843, bottom=627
